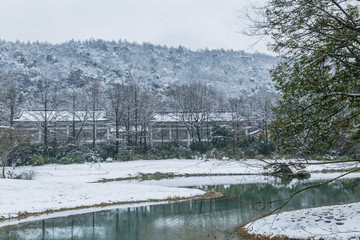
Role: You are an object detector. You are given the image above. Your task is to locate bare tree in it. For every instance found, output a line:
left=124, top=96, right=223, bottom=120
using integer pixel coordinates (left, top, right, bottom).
left=88, top=80, right=104, bottom=151
left=115, top=84, right=158, bottom=151
left=0, top=74, right=26, bottom=174
left=0, top=127, right=28, bottom=178
left=255, top=91, right=277, bottom=153
left=227, top=97, right=246, bottom=153
left=0, top=74, right=20, bottom=127
left=167, top=82, right=218, bottom=144
left=137, top=89, right=158, bottom=149
left=63, top=87, right=92, bottom=144
left=107, top=83, right=126, bottom=155
left=28, top=77, right=62, bottom=155
left=119, top=84, right=135, bottom=149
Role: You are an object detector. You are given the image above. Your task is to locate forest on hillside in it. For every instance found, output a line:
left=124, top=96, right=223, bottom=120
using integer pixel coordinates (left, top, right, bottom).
left=0, top=39, right=277, bottom=97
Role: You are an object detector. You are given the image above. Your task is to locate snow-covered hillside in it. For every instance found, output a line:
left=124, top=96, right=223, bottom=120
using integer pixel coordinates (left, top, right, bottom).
left=0, top=39, right=277, bottom=97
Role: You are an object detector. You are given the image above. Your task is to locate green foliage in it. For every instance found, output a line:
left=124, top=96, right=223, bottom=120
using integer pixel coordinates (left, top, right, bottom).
left=211, top=123, right=232, bottom=149
left=270, top=58, right=360, bottom=156
left=59, top=154, right=85, bottom=164
left=190, top=142, right=210, bottom=154
left=253, top=134, right=276, bottom=156
left=30, top=154, right=47, bottom=166
left=117, top=151, right=132, bottom=161
left=259, top=0, right=360, bottom=156
left=243, top=149, right=256, bottom=159
left=139, top=172, right=176, bottom=180
left=154, top=143, right=193, bottom=159
left=166, top=196, right=181, bottom=202
left=19, top=131, right=279, bottom=166
left=87, top=155, right=103, bottom=162
left=97, top=142, right=117, bottom=160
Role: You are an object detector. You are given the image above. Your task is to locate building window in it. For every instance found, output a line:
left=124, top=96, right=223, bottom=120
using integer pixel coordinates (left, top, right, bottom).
left=56, top=129, right=68, bottom=141
left=172, top=129, right=188, bottom=140
left=82, top=129, right=93, bottom=141
left=153, top=128, right=169, bottom=140
left=96, top=129, right=107, bottom=140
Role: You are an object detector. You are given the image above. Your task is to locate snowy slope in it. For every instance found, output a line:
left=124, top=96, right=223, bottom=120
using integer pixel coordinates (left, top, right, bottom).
left=0, top=39, right=277, bottom=97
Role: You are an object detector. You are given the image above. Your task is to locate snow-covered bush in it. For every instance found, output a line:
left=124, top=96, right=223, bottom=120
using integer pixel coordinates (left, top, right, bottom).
left=59, top=154, right=85, bottom=164
left=88, top=155, right=102, bottom=162
left=7, top=170, right=35, bottom=180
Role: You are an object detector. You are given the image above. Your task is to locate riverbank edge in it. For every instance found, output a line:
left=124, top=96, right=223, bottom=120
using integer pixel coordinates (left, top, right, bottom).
left=236, top=200, right=360, bottom=240
left=96, top=167, right=358, bottom=183
left=0, top=191, right=223, bottom=224
left=236, top=223, right=311, bottom=240
left=96, top=172, right=259, bottom=182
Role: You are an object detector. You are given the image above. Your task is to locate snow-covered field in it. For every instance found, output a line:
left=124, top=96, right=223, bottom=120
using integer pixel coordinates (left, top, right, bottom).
left=244, top=202, right=360, bottom=240
left=1, top=158, right=359, bottom=239
left=1, top=158, right=265, bottom=222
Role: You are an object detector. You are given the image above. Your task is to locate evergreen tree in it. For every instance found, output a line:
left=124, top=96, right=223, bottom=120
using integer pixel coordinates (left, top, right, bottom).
left=253, top=0, right=360, bottom=156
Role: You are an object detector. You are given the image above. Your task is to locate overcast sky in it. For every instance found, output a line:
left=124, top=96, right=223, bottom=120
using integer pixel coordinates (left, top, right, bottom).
left=0, top=0, right=270, bottom=54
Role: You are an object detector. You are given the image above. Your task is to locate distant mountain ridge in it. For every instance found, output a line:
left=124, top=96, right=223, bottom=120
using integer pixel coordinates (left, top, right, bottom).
left=0, top=39, right=277, bottom=96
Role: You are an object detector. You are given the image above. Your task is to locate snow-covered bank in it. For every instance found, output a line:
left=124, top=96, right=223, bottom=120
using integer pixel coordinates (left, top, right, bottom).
left=12, top=158, right=267, bottom=183
left=0, top=179, right=204, bottom=220
left=6, top=158, right=359, bottom=183
left=243, top=202, right=360, bottom=240
left=1, top=158, right=359, bottom=235
left=1, top=158, right=268, bottom=222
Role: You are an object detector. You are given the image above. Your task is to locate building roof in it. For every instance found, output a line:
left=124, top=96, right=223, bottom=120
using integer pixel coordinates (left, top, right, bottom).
left=14, top=110, right=108, bottom=122
left=151, top=112, right=244, bottom=123
left=0, top=125, right=14, bottom=129
left=249, top=129, right=262, bottom=136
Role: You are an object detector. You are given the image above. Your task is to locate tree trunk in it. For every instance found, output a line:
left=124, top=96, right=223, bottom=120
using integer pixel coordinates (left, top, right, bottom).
left=44, top=111, right=48, bottom=156
left=115, top=114, right=120, bottom=156
left=72, top=94, right=76, bottom=143
left=92, top=117, right=96, bottom=151
left=233, top=132, right=236, bottom=154
left=2, top=158, right=5, bottom=178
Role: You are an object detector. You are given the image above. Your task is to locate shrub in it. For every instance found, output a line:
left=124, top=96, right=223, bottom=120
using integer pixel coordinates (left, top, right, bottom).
left=21, top=170, right=36, bottom=180
left=190, top=142, right=210, bottom=154
left=86, top=155, right=102, bottom=162
left=117, top=151, right=131, bottom=161
left=31, top=154, right=47, bottom=166
left=59, top=154, right=85, bottom=164
left=97, top=142, right=117, bottom=159
left=243, top=149, right=256, bottom=158
left=7, top=170, right=36, bottom=180
left=150, top=143, right=193, bottom=159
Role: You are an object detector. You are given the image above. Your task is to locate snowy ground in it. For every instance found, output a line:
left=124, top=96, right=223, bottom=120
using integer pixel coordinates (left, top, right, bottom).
left=1, top=158, right=359, bottom=239
left=244, top=202, right=360, bottom=240
left=5, top=158, right=358, bottom=183
left=1, top=158, right=267, bottom=222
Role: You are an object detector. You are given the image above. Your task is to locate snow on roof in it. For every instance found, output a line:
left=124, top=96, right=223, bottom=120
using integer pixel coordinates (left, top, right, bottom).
left=151, top=112, right=243, bottom=123
left=152, top=113, right=180, bottom=122
left=0, top=125, right=14, bottom=129
left=14, top=110, right=108, bottom=122
left=210, top=112, right=242, bottom=122
left=249, top=129, right=262, bottom=135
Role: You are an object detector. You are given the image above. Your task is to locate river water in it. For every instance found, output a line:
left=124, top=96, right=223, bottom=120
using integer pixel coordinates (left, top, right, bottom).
left=1, top=175, right=359, bottom=240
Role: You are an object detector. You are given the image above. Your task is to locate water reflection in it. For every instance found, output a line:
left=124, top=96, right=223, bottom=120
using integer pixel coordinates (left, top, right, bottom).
left=1, top=178, right=359, bottom=240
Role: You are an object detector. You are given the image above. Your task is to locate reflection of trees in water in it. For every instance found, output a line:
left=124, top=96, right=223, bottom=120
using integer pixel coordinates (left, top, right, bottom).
left=214, top=179, right=360, bottom=212
left=1, top=179, right=359, bottom=240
